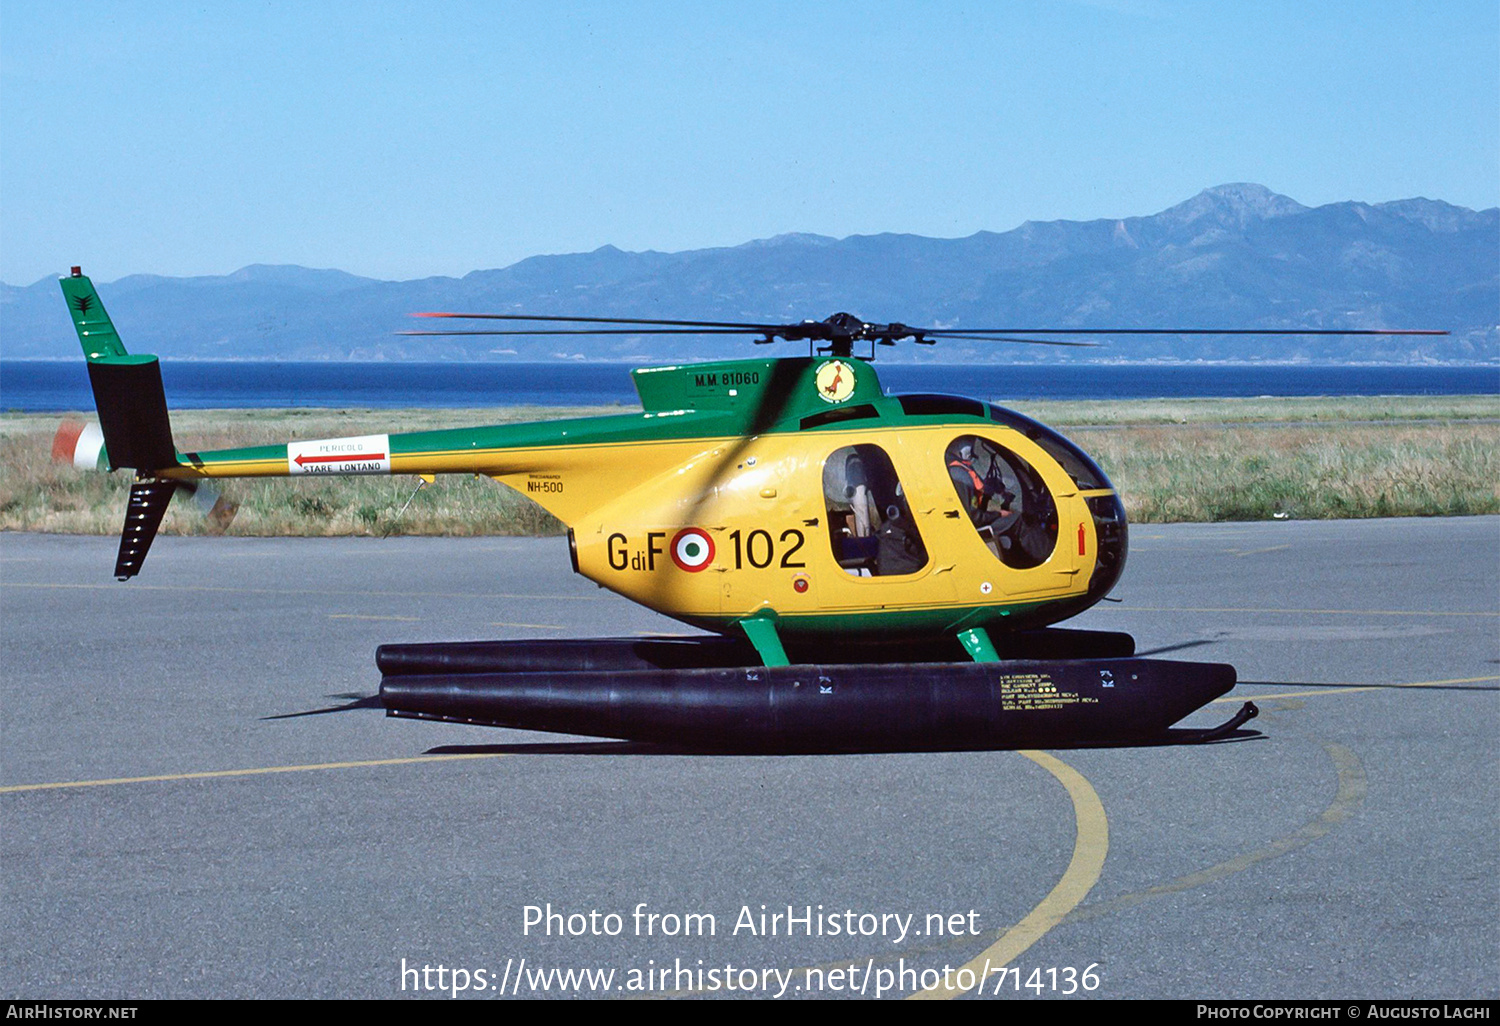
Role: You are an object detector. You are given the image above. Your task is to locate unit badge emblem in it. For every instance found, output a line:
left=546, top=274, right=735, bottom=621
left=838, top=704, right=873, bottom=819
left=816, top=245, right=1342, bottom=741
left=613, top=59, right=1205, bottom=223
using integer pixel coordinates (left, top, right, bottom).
left=815, top=360, right=855, bottom=404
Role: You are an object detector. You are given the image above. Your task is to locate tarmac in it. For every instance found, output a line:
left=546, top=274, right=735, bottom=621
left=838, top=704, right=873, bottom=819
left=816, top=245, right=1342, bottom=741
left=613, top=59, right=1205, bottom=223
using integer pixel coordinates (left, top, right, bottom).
left=2, top=518, right=1496, bottom=999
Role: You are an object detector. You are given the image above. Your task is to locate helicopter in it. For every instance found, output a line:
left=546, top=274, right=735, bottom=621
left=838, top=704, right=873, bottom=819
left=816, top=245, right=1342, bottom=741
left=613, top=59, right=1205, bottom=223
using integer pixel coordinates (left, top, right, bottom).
left=57, top=267, right=1445, bottom=751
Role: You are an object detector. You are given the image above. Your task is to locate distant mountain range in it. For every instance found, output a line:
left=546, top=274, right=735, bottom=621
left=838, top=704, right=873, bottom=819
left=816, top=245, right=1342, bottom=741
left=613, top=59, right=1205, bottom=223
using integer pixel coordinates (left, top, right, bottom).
left=3, top=184, right=1495, bottom=363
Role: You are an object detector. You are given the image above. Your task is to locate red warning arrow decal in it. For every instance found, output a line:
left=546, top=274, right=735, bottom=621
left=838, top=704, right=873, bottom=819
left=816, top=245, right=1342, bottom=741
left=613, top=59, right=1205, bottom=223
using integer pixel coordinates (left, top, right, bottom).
left=287, top=434, right=392, bottom=475
left=294, top=451, right=387, bottom=466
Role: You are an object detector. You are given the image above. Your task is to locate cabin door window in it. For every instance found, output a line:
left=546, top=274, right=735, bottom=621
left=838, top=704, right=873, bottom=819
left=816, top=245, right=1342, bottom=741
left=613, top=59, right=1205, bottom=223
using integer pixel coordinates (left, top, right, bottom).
left=822, top=444, right=928, bottom=576
left=944, top=434, right=1059, bottom=568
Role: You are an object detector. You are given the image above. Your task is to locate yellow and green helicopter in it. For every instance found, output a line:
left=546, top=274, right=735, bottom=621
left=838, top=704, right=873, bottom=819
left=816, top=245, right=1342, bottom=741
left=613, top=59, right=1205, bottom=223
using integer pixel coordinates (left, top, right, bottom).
left=58, top=267, right=1442, bottom=751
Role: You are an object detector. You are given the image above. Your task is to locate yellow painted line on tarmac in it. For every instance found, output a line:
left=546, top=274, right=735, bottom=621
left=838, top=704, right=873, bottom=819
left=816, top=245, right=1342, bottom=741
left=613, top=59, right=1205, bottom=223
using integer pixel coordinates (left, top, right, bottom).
left=329, top=614, right=421, bottom=622
left=1060, top=743, right=1366, bottom=927
left=1227, top=544, right=1291, bottom=557
left=5, top=581, right=610, bottom=602
left=0, top=752, right=509, bottom=795
left=1117, top=604, right=1497, bottom=618
left=778, top=742, right=1369, bottom=997
left=647, top=749, right=1109, bottom=1001
left=1215, top=675, right=1500, bottom=703
left=909, top=750, right=1108, bottom=1001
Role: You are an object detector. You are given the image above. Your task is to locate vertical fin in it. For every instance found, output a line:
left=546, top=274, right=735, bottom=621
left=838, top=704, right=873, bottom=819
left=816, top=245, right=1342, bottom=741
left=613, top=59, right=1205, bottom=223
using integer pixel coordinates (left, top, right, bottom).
left=61, top=269, right=186, bottom=580
left=60, top=268, right=179, bottom=473
left=116, top=479, right=179, bottom=580
left=60, top=267, right=128, bottom=360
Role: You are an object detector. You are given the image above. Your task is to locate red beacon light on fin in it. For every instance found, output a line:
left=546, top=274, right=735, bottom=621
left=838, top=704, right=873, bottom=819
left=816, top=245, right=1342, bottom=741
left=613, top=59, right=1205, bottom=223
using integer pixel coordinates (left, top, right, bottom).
left=71, top=266, right=82, bottom=277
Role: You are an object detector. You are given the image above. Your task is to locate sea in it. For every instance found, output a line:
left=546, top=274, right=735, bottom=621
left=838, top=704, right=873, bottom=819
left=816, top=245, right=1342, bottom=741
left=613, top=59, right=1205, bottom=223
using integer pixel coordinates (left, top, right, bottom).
left=2, top=360, right=1495, bottom=412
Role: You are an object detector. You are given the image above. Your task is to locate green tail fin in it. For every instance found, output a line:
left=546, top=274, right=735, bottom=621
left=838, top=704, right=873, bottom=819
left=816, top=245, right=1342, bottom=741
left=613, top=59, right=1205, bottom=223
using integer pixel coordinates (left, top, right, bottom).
left=59, top=268, right=179, bottom=473
left=62, top=267, right=183, bottom=580
left=60, top=268, right=129, bottom=361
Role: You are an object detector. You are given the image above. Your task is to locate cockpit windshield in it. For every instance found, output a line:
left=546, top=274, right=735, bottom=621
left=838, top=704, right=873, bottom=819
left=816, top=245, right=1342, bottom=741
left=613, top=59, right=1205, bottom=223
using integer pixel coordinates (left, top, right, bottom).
left=987, top=404, right=1111, bottom=491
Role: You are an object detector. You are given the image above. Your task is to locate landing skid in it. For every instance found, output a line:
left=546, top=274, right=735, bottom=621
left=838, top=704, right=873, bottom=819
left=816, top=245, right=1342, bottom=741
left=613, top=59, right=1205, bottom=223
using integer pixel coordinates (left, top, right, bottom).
left=377, top=629, right=1240, bottom=753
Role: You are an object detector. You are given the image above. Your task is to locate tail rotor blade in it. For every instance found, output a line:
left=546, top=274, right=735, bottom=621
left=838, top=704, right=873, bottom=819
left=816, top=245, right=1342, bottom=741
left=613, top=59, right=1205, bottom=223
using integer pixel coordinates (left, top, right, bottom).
left=179, top=480, right=239, bottom=535
left=52, top=420, right=108, bottom=470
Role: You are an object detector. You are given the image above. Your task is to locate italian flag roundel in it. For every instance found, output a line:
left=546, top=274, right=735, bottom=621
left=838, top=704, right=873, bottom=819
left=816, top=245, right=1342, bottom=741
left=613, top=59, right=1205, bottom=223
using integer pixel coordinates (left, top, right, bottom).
left=670, top=528, right=715, bottom=572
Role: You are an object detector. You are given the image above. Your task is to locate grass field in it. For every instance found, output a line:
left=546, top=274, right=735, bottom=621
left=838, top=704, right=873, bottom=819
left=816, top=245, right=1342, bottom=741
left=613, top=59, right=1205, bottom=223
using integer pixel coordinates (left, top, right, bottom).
left=1, top=396, right=1496, bottom=536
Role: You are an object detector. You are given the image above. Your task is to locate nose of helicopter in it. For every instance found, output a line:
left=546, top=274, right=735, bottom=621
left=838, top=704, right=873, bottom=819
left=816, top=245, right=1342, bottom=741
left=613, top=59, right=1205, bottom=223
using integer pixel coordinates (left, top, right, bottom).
left=1085, top=491, right=1129, bottom=602
left=983, top=402, right=1129, bottom=605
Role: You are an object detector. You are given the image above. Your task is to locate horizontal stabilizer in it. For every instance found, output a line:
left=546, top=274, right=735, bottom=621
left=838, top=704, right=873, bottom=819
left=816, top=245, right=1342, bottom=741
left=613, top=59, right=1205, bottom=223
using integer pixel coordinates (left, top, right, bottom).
left=86, top=357, right=178, bottom=472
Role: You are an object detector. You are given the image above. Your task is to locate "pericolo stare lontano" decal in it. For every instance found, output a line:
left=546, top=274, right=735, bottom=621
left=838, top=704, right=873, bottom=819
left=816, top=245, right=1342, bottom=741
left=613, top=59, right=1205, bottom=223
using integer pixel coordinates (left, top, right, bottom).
left=287, top=435, right=392, bottom=475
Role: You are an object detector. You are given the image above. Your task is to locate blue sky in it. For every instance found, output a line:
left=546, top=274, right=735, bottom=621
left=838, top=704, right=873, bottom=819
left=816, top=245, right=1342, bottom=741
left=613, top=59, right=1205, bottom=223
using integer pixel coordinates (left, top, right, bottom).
left=2, top=1, right=1496, bottom=284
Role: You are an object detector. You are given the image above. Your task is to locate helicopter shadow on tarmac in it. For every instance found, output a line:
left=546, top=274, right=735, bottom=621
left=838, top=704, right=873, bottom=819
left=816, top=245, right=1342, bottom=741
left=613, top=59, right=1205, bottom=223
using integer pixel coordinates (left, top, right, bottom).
left=409, top=727, right=1266, bottom=758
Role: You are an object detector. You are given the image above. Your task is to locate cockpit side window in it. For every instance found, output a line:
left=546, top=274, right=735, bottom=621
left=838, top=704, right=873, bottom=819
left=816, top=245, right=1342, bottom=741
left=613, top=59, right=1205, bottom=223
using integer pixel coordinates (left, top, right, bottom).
left=822, top=444, right=928, bottom=577
left=945, top=434, right=1058, bottom=569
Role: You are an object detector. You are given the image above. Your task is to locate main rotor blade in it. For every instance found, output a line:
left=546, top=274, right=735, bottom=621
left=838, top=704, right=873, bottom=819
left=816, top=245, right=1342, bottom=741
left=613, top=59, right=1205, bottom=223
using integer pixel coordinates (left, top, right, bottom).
left=929, top=334, right=1100, bottom=347
left=398, top=328, right=757, bottom=336
left=414, top=312, right=789, bottom=330
left=405, top=312, right=1448, bottom=350
left=403, top=327, right=1093, bottom=345
left=919, top=328, right=1449, bottom=336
